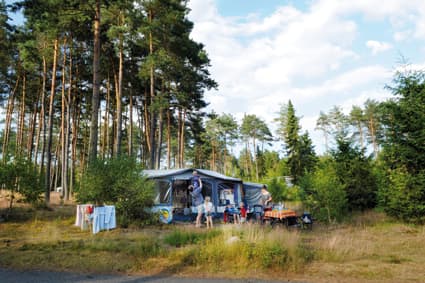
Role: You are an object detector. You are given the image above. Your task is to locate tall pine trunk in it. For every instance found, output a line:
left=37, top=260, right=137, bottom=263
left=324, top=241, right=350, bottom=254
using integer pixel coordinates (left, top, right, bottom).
left=27, top=88, right=40, bottom=161
left=60, top=38, right=71, bottom=200
left=156, top=107, right=163, bottom=169
left=66, top=38, right=74, bottom=199
left=71, top=95, right=81, bottom=200
left=148, top=10, right=156, bottom=169
left=38, top=55, right=48, bottom=172
left=89, top=0, right=101, bottom=162
left=128, top=92, right=133, bottom=156
left=16, top=74, right=26, bottom=157
left=143, top=88, right=150, bottom=159
left=2, top=77, right=19, bottom=163
left=253, top=136, right=259, bottom=181
left=177, top=108, right=186, bottom=168
left=102, top=75, right=111, bottom=159
left=45, top=38, right=59, bottom=205
left=369, top=117, right=378, bottom=157
left=166, top=108, right=171, bottom=168
left=177, top=108, right=182, bottom=168
left=137, top=96, right=146, bottom=163
left=115, top=35, right=123, bottom=157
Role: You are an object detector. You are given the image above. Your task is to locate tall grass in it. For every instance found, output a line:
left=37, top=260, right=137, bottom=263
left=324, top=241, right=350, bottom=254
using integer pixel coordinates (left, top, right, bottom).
left=2, top=209, right=425, bottom=282
left=306, top=217, right=425, bottom=282
left=184, top=225, right=314, bottom=274
left=163, top=228, right=220, bottom=247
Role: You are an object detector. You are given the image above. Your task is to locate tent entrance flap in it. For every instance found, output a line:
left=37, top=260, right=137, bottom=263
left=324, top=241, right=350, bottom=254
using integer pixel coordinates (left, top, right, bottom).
left=172, top=179, right=191, bottom=214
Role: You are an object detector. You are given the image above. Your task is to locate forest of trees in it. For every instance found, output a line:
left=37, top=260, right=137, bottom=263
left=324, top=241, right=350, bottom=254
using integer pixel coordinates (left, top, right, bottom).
left=1, top=0, right=424, bottom=223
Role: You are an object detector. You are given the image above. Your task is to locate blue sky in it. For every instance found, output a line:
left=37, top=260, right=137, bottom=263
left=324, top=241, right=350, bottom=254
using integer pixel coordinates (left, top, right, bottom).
left=188, top=0, right=425, bottom=155
left=5, top=0, right=425, bottom=156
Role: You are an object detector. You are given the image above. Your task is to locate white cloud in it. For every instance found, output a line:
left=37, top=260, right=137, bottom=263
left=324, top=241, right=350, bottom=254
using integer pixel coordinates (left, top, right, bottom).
left=393, top=30, right=412, bottom=41
left=366, top=40, right=392, bottom=55
left=187, top=0, right=425, bottom=155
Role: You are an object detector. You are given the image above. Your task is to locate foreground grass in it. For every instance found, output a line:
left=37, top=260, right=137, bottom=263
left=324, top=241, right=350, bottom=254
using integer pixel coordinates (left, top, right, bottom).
left=0, top=207, right=424, bottom=283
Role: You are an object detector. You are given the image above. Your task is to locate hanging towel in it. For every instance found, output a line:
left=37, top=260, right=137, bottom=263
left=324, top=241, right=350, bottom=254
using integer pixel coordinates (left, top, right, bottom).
left=104, top=205, right=116, bottom=230
left=92, top=206, right=116, bottom=234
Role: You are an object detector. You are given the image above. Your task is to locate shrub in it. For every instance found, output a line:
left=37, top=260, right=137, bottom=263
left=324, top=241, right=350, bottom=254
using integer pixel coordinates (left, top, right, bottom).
left=0, top=158, right=44, bottom=208
left=75, top=156, right=155, bottom=224
left=302, top=158, right=347, bottom=223
left=380, top=167, right=425, bottom=223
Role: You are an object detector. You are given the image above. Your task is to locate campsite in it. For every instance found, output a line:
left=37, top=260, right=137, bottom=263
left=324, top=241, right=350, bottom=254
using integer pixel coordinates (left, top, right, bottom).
left=1, top=184, right=425, bottom=283
left=2, top=1, right=425, bottom=283
left=142, top=168, right=302, bottom=228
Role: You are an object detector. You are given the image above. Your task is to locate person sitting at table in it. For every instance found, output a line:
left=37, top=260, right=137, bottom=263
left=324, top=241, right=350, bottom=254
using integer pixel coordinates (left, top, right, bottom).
left=224, top=200, right=240, bottom=224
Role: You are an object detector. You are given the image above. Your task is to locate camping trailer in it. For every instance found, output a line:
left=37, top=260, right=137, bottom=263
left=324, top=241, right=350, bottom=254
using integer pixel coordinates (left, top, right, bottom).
left=143, top=169, right=244, bottom=223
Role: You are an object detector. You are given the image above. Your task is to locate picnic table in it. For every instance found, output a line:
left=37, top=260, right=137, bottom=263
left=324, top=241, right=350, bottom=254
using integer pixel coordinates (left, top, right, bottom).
left=264, top=209, right=296, bottom=219
left=263, top=208, right=299, bottom=228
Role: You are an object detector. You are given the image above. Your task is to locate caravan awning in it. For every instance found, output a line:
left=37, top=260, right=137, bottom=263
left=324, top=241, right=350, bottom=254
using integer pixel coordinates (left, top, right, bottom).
left=143, top=168, right=242, bottom=183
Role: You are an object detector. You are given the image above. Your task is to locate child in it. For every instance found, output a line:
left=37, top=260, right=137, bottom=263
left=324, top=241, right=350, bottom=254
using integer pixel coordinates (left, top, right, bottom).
left=239, top=202, right=247, bottom=224
left=224, top=201, right=240, bottom=224
left=203, top=196, right=214, bottom=229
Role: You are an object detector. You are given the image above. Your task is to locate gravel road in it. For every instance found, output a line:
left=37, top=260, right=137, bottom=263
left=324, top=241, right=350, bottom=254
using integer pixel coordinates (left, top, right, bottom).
left=0, top=268, right=305, bottom=283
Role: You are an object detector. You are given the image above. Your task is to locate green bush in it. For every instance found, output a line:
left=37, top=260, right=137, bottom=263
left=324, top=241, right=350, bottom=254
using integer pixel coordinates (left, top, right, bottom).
left=380, top=167, right=425, bottom=223
left=0, top=158, right=44, bottom=207
left=301, top=158, right=347, bottom=223
left=75, top=157, right=155, bottom=224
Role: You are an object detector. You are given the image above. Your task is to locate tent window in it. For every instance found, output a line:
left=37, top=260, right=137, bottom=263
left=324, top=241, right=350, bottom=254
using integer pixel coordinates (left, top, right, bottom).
left=154, top=180, right=171, bottom=204
left=172, top=179, right=191, bottom=209
left=218, top=182, right=239, bottom=206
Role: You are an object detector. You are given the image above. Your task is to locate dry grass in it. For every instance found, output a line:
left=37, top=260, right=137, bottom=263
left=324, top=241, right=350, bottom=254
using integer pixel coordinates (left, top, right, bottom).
left=302, top=215, right=425, bottom=283
left=1, top=194, right=425, bottom=283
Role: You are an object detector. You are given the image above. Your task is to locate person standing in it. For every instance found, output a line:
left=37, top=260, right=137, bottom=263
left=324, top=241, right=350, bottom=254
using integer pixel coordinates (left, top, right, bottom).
left=203, top=196, right=214, bottom=229
left=192, top=170, right=202, bottom=189
left=191, top=170, right=204, bottom=227
left=260, top=184, right=272, bottom=207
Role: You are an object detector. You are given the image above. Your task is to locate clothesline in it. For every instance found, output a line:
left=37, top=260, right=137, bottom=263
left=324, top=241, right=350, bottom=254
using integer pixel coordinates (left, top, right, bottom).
left=75, top=204, right=116, bottom=234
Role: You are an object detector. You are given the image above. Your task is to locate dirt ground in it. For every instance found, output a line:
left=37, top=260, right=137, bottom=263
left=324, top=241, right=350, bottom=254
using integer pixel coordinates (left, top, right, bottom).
left=0, top=190, right=71, bottom=210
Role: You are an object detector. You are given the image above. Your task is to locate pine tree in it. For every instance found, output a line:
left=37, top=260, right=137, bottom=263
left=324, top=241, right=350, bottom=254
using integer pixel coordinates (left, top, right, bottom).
left=277, top=100, right=316, bottom=184
left=380, top=69, right=425, bottom=222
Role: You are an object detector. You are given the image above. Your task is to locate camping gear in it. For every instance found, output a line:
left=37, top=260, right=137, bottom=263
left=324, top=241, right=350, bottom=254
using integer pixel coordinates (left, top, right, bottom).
left=251, top=204, right=264, bottom=224
left=301, top=212, right=313, bottom=230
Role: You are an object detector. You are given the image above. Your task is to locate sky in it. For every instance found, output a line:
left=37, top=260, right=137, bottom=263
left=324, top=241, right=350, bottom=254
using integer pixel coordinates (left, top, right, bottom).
left=5, top=0, right=425, bottom=156
left=187, top=0, right=425, bottom=155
